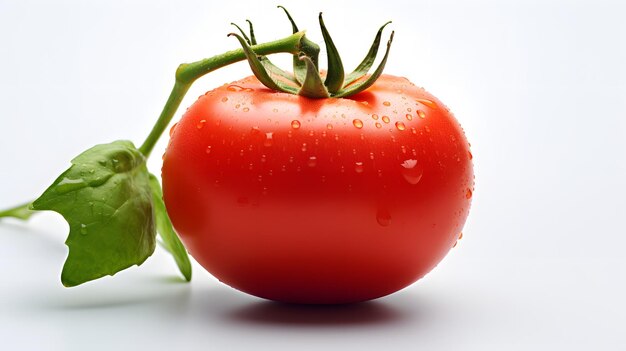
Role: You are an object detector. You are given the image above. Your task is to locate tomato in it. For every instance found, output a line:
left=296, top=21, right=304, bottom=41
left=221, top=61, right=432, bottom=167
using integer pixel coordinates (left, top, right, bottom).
left=162, top=74, right=473, bottom=304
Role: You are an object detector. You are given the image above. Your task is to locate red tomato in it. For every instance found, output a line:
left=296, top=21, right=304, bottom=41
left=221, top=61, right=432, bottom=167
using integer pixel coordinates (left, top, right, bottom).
left=162, top=74, right=474, bottom=304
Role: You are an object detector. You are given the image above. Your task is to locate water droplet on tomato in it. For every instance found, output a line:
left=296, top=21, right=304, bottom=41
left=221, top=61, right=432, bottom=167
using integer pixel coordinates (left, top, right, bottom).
left=458, top=232, right=463, bottom=240
left=416, top=98, right=437, bottom=108
left=407, top=107, right=412, bottom=112
left=291, top=120, right=301, bottom=129
left=227, top=85, right=245, bottom=92
left=411, top=127, right=417, bottom=135
left=169, top=122, right=178, bottom=137
left=376, top=209, right=391, bottom=226
left=264, top=132, right=273, bottom=147
left=369, top=152, right=375, bottom=160
left=382, top=116, right=390, bottom=124
left=417, top=110, right=426, bottom=119
left=301, top=143, right=307, bottom=152
left=353, top=119, right=363, bottom=129
left=375, top=122, right=382, bottom=129
left=326, top=123, right=333, bottom=130
left=383, top=101, right=391, bottom=106
left=243, top=107, right=250, bottom=112
left=261, top=154, right=267, bottom=163
left=250, top=126, right=260, bottom=135
left=401, top=159, right=423, bottom=185
left=355, top=162, right=364, bottom=173
left=309, top=130, right=315, bottom=137
left=395, top=122, right=406, bottom=131
left=221, top=97, right=228, bottom=103
left=196, top=120, right=206, bottom=129
left=372, top=114, right=379, bottom=120
left=205, top=146, right=212, bottom=154
left=466, top=188, right=473, bottom=199
left=468, top=151, right=473, bottom=160
left=405, top=114, right=413, bottom=121
left=308, top=156, right=317, bottom=167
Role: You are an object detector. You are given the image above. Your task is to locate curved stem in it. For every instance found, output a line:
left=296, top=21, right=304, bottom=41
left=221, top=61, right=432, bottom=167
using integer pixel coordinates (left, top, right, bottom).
left=0, top=202, right=35, bottom=221
left=176, top=32, right=305, bottom=84
left=138, top=81, right=190, bottom=157
left=138, top=32, right=307, bottom=157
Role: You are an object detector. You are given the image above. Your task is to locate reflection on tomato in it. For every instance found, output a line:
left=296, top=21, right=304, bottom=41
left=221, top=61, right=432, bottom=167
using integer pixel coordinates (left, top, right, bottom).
left=162, top=74, right=474, bottom=304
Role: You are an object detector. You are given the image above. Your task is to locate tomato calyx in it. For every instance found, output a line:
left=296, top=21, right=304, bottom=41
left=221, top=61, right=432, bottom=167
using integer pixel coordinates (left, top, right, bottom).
left=229, top=7, right=394, bottom=99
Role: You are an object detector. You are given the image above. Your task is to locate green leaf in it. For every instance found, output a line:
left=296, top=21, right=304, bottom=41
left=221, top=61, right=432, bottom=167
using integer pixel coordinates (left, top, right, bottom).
left=31, top=140, right=156, bottom=287
left=0, top=202, right=35, bottom=220
left=318, top=12, right=345, bottom=94
left=148, top=173, right=192, bottom=282
left=334, top=31, right=395, bottom=98
left=343, top=21, right=392, bottom=87
left=277, top=5, right=307, bottom=84
left=230, top=22, right=252, bottom=45
left=230, top=21, right=297, bottom=84
left=228, top=32, right=299, bottom=94
left=246, top=19, right=257, bottom=45
left=298, top=54, right=330, bottom=98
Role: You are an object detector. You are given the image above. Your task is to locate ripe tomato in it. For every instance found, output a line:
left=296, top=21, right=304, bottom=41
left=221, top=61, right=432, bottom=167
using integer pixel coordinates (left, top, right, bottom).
left=162, top=74, right=473, bottom=304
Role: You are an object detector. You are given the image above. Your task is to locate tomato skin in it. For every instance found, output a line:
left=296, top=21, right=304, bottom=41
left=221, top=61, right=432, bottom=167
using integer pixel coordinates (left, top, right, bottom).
left=162, top=74, right=473, bottom=304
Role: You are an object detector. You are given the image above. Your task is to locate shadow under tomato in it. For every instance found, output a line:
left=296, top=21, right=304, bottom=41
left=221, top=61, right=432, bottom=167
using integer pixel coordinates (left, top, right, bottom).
left=226, top=299, right=408, bottom=326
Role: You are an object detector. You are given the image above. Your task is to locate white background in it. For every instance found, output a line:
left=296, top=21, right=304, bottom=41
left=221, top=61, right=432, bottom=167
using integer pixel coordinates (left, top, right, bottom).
left=1, top=0, right=625, bottom=350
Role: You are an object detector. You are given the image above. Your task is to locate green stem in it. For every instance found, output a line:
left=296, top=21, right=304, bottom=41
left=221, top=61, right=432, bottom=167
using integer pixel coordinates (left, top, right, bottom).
left=138, top=81, right=190, bottom=157
left=138, top=31, right=307, bottom=157
left=0, top=202, right=35, bottom=221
